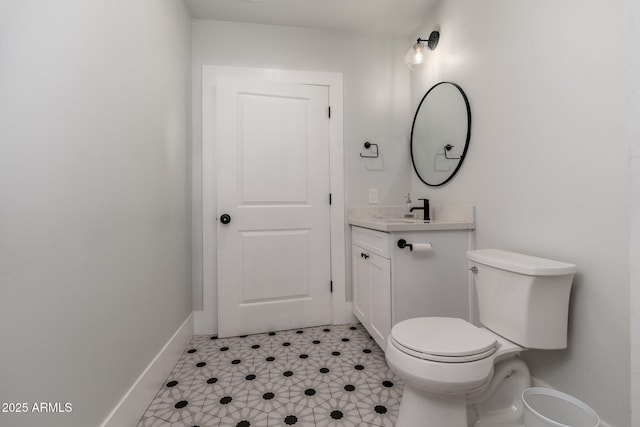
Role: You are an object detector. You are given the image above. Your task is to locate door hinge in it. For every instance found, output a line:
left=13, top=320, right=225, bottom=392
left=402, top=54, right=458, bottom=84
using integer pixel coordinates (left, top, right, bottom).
left=329, top=193, right=332, bottom=205
left=328, top=106, right=331, bottom=118
left=330, top=281, right=333, bottom=293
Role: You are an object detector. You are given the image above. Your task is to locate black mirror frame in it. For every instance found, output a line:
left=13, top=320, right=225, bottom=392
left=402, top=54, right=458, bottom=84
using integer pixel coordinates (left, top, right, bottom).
left=410, top=81, right=472, bottom=187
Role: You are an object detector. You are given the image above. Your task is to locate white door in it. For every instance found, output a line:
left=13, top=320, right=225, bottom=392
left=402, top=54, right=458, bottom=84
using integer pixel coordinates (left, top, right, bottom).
left=216, top=78, right=332, bottom=337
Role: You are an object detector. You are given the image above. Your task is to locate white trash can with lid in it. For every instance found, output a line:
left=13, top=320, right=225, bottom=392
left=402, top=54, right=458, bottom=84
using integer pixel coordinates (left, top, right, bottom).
left=522, top=387, right=600, bottom=427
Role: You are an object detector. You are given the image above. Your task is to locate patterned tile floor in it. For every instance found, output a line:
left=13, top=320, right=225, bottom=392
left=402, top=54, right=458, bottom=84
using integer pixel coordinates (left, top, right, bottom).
left=137, top=323, right=404, bottom=427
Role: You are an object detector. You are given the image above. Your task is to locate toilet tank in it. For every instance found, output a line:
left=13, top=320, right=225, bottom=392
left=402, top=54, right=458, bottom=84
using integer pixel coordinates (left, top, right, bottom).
left=467, top=249, right=577, bottom=349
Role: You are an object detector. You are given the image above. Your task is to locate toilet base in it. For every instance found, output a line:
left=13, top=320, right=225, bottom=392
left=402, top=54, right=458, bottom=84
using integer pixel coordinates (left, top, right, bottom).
left=396, top=384, right=468, bottom=427
left=394, top=357, right=531, bottom=427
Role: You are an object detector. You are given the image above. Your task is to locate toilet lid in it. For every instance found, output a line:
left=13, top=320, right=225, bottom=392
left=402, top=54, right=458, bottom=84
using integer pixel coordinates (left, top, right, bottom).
left=391, top=317, right=498, bottom=360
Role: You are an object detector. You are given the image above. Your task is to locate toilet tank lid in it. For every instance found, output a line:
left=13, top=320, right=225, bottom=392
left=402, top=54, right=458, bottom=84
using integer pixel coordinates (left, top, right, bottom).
left=467, top=249, right=577, bottom=276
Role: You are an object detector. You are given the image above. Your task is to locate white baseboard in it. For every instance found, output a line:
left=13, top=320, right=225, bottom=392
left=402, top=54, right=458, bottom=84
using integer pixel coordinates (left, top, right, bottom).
left=99, top=313, right=194, bottom=427
left=530, top=377, right=611, bottom=427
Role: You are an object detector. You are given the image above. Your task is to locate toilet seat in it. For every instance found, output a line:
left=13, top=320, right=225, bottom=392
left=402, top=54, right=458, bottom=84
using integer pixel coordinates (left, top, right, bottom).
left=390, top=317, right=499, bottom=363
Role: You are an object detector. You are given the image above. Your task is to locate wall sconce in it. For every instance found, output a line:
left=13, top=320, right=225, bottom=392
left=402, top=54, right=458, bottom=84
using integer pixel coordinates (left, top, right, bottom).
left=405, top=30, right=440, bottom=69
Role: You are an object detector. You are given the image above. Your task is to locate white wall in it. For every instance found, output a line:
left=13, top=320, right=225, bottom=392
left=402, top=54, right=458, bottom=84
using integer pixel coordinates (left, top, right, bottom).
left=628, top=0, right=640, bottom=425
left=0, top=2, right=192, bottom=426
left=191, top=20, right=411, bottom=310
left=409, top=1, right=628, bottom=426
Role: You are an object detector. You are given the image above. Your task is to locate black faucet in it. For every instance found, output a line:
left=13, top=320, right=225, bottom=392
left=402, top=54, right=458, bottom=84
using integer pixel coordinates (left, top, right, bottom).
left=410, top=198, right=430, bottom=221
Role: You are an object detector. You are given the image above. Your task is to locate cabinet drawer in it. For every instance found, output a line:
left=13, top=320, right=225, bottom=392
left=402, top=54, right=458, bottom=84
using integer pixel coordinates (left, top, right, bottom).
left=352, top=226, right=392, bottom=258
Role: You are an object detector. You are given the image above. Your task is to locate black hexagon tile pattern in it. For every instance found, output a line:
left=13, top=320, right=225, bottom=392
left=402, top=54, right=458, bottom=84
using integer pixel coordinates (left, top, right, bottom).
left=137, top=323, right=404, bottom=427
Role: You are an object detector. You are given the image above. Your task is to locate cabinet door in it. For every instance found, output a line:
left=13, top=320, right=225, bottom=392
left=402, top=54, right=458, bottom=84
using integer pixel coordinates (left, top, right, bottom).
left=352, top=244, right=371, bottom=326
left=369, top=253, right=391, bottom=350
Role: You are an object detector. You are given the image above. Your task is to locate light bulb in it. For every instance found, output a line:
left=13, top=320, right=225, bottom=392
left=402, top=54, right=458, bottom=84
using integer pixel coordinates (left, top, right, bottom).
left=412, top=43, right=425, bottom=65
left=405, top=41, right=427, bottom=69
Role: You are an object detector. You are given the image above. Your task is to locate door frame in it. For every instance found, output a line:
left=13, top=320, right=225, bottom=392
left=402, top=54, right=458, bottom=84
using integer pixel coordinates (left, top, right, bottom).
left=195, top=65, right=352, bottom=335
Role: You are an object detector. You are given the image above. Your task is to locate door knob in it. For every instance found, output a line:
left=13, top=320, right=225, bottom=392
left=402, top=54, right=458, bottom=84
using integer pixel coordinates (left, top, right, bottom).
left=220, top=214, right=231, bottom=224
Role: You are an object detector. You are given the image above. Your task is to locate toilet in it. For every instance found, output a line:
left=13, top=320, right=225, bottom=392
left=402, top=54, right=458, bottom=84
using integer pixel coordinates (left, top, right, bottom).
left=385, top=249, right=577, bottom=427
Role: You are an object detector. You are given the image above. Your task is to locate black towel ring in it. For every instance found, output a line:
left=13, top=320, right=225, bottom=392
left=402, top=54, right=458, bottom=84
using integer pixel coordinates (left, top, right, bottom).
left=360, top=141, right=379, bottom=158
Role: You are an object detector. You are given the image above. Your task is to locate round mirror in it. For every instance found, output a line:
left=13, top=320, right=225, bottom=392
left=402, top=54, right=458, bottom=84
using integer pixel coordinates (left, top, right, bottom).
left=410, top=82, right=471, bottom=186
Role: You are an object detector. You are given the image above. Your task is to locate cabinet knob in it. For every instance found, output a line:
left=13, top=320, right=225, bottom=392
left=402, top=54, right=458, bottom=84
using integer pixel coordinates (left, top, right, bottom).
left=361, top=252, right=369, bottom=259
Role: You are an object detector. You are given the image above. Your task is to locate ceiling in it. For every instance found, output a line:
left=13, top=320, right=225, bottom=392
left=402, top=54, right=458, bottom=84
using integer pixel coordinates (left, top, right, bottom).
left=184, top=0, right=438, bottom=37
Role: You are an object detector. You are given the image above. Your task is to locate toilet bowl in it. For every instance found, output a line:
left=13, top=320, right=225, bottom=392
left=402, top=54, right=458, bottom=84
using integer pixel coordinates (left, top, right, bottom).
left=386, top=249, right=577, bottom=427
left=387, top=317, right=523, bottom=395
left=386, top=317, right=526, bottom=426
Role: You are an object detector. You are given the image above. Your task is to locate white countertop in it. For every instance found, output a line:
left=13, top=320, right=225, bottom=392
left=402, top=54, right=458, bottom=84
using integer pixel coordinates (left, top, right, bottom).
left=347, top=205, right=476, bottom=232
left=348, top=217, right=475, bottom=232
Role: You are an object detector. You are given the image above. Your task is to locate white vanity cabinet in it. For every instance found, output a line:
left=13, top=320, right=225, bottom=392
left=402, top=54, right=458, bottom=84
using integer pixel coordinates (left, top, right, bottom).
left=352, top=227, right=392, bottom=349
left=351, top=225, right=471, bottom=351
